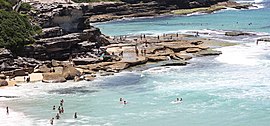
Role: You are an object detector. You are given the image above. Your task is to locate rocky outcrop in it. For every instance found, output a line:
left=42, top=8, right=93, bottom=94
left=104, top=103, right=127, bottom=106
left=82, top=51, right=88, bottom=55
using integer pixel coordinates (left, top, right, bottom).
left=42, top=73, right=66, bottom=83
left=160, top=60, right=187, bottom=66
left=196, top=49, right=222, bottom=56
left=62, top=65, right=81, bottom=80
left=225, top=31, right=255, bottom=36
left=257, top=38, right=270, bottom=42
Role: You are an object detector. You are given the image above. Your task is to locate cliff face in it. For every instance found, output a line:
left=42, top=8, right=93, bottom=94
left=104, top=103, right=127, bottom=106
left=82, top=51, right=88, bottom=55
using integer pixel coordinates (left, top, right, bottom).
left=121, top=0, right=228, bottom=8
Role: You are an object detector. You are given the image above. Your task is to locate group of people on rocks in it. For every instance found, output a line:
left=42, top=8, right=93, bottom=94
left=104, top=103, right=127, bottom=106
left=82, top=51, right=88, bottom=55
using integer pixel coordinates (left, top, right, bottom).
left=23, top=76, right=31, bottom=83
left=50, top=99, right=77, bottom=125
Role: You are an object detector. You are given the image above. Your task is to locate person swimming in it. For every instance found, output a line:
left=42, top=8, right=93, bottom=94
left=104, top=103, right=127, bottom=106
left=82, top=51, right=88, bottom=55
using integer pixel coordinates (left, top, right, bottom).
left=53, top=105, right=55, bottom=110
left=123, top=101, right=128, bottom=105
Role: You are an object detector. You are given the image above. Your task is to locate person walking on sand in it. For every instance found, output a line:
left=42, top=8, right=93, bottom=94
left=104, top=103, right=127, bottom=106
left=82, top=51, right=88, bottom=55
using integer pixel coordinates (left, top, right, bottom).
left=74, top=112, right=77, bottom=119
left=6, top=106, right=9, bottom=115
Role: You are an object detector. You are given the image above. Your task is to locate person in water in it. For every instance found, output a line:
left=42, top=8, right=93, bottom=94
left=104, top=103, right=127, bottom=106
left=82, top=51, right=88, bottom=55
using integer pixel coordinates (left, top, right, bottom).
left=176, top=98, right=183, bottom=101
left=53, top=105, right=56, bottom=110
left=61, top=107, right=64, bottom=113
left=123, top=101, right=127, bottom=105
left=74, top=112, right=77, bottom=119
left=56, top=113, right=60, bottom=119
left=50, top=118, right=54, bottom=125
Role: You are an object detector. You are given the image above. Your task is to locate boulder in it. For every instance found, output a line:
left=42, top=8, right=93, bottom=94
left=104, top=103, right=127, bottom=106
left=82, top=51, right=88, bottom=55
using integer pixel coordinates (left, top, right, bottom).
left=84, top=75, right=95, bottom=81
left=0, top=48, right=13, bottom=59
left=161, top=60, right=188, bottom=66
left=107, top=62, right=130, bottom=71
left=62, top=65, right=81, bottom=80
left=186, top=48, right=201, bottom=53
left=42, top=73, right=66, bottom=83
left=0, top=80, right=8, bottom=86
left=225, top=31, right=254, bottom=36
left=35, top=65, right=51, bottom=73
left=74, top=76, right=83, bottom=82
left=51, top=59, right=61, bottom=67
left=0, top=74, right=6, bottom=80
left=175, top=53, right=192, bottom=60
left=13, top=69, right=27, bottom=76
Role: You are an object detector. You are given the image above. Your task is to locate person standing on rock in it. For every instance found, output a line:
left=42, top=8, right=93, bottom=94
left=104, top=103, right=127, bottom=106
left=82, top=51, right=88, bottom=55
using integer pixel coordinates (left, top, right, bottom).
left=26, top=76, right=30, bottom=83
left=135, top=45, right=139, bottom=56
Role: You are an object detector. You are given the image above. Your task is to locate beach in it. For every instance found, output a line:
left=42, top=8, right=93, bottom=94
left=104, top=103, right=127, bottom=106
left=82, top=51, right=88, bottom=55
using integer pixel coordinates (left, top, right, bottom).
left=1, top=0, right=270, bottom=125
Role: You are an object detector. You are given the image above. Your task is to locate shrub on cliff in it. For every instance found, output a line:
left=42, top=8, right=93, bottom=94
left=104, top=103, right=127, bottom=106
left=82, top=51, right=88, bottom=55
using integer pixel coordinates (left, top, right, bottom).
left=0, top=0, right=12, bottom=10
left=0, top=10, right=40, bottom=52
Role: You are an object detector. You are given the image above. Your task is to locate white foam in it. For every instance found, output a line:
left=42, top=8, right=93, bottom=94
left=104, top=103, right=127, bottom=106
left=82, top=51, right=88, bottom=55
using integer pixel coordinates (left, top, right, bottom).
left=216, top=42, right=270, bottom=66
left=0, top=107, right=34, bottom=126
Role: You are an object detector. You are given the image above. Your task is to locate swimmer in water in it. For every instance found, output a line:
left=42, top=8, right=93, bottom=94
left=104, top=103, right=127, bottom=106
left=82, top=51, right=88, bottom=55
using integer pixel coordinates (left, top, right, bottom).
left=123, top=101, right=127, bottom=105
left=53, top=105, right=55, bottom=110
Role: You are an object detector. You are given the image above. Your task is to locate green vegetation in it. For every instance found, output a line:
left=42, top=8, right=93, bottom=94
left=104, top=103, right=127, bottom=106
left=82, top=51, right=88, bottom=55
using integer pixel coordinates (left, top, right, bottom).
left=19, top=2, right=32, bottom=12
left=0, top=10, right=40, bottom=52
left=0, top=0, right=12, bottom=10
left=73, top=0, right=120, bottom=3
left=172, top=6, right=226, bottom=15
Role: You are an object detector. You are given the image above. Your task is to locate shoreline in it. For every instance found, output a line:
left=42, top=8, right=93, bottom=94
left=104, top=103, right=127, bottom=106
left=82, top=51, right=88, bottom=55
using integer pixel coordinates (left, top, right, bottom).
left=0, top=0, right=266, bottom=88
left=0, top=33, right=238, bottom=88
left=88, top=1, right=255, bottom=24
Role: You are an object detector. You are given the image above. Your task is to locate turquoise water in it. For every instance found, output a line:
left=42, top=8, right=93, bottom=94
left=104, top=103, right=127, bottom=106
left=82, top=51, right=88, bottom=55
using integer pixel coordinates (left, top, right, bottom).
left=94, top=1, right=270, bottom=36
left=1, top=0, right=270, bottom=126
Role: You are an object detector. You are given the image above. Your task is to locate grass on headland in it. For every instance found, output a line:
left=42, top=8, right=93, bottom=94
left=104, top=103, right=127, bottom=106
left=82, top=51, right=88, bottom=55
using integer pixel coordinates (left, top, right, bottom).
left=172, top=5, right=226, bottom=15
left=73, top=0, right=120, bottom=3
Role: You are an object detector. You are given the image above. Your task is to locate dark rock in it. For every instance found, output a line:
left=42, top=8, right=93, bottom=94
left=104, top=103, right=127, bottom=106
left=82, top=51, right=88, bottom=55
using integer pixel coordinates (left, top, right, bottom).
left=161, top=60, right=188, bottom=66
left=40, top=27, right=64, bottom=38
left=13, top=69, right=27, bottom=76
left=0, top=80, right=8, bottom=86
left=225, top=31, right=255, bottom=36
left=73, top=58, right=101, bottom=65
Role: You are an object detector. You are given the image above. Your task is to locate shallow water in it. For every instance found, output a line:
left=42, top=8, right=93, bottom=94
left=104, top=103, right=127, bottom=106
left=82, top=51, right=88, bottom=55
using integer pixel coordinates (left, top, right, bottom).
left=1, top=0, right=270, bottom=126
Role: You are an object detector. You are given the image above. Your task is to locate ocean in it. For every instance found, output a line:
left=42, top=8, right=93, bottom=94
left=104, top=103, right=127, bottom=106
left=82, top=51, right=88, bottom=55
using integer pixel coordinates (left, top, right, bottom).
left=1, top=0, right=270, bottom=126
